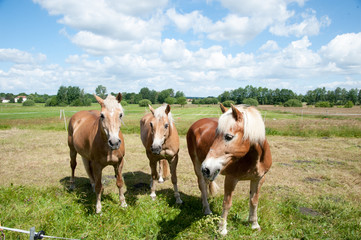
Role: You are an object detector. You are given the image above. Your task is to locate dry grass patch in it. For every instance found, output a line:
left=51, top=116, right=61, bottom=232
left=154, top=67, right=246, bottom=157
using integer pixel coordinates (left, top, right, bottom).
left=1, top=129, right=360, bottom=205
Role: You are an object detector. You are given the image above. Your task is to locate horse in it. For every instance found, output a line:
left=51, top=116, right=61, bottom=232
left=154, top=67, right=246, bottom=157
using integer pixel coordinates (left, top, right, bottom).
left=67, top=93, right=127, bottom=213
left=186, top=104, right=272, bottom=235
left=140, top=104, right=183, bottom=204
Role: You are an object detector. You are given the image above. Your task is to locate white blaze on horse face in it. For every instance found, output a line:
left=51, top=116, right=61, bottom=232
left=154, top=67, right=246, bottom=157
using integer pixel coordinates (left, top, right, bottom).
left=101, top=108, right=122, bottom=150
left=151, top=119, right=169, bottom=154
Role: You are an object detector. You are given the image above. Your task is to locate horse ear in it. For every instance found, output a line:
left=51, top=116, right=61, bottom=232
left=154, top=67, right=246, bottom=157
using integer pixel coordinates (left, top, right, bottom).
left=94, top=94, right=104, bottom=107
left=231, top=104, right=242, bottom=121
left=116, top=93, right=122, bottom=103
left=220, top=103, right=228, bottom=113
left=149, top=104, right=155, bottom=115
left=165, top=104, right=171, bottom=115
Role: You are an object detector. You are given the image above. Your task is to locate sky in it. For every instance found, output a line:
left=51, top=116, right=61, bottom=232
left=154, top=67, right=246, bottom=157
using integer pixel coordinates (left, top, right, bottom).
left=0, top=0, right=361, bottom=97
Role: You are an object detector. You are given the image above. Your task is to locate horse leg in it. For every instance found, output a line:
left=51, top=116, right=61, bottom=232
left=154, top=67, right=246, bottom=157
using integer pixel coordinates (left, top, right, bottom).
left=219, top=175, right=238, bottom=236
left=114, top=161, right=127, bottom=208
left=69, top=147, right=77, bottom=190
left=149, top=158, right=159, bottom=200
left=169, top=154, right=182, bottom=204
left=82, top=157, right=95, bottom=191
left=249, top=176, right=265, bottom=230
left=193, top=157, right=211, bottom=214
left=92, top=163, right=103, bottom=214
left=158, top=159, right=164, bottom=183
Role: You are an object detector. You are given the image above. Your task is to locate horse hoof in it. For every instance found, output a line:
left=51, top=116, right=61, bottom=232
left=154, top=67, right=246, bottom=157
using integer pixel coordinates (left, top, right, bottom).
left=176, top=198, right=183, bottom=204
left=220, top=228, right=227, bottom=236
left=150, top=192, right=156, bottom=201
left=121, top=202, right=128, bottom=208
left=251, top=222, right=261, bottom=231
left=204, top=209, right=212, bottom=215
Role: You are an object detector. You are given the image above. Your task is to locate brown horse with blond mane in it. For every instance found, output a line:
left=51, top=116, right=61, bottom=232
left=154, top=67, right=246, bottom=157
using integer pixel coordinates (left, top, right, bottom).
left=187, top=104, right=272, bottom=235
left=140, top=104, right=183, bottom=204
left=67, top=93, right=127, bottom=213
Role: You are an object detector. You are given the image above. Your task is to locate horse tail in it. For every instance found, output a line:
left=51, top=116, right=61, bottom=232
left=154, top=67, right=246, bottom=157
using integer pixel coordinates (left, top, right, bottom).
left=208, top=181, right=219, bottom=196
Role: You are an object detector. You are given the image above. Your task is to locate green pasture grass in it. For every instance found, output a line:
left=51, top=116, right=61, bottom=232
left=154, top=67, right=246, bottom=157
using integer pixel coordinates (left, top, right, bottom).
left=1, top=184, right=359, bottom=239
left=1, top=103, right=361, bottom=137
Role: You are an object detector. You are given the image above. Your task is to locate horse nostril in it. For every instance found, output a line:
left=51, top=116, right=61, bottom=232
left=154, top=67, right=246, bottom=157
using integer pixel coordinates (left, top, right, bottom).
left=108, top=140, right=113, bottom=146
left=202, top=167, right=210, bottom=177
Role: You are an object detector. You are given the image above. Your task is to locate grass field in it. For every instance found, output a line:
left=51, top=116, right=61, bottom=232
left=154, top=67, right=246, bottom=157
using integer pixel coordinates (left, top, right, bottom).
left=0, top=104, right=361, bottom=239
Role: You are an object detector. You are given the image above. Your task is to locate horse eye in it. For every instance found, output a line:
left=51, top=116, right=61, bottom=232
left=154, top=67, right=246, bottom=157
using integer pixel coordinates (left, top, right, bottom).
left=119, top=113, right=123, bottom=119
left=164, top=123, right=169, bottom=129
left=225, top=134, right=234, bottom=141
left=150, top=122, right=153, bottom=128
left=100, top=113, right=105, bottom=119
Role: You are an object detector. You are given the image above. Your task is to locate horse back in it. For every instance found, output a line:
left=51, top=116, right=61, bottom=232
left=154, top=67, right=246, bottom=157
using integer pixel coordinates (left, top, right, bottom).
left=186, top=118, right=218, bottom=163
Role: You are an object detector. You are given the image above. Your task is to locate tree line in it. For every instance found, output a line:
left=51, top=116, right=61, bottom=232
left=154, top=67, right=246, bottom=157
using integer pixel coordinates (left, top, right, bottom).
left=1, top=85, right=360, bottom=107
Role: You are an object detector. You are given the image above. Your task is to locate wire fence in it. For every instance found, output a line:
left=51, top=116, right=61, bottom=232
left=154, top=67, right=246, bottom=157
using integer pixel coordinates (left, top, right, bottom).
left=0, top=225, right=81, bottom=240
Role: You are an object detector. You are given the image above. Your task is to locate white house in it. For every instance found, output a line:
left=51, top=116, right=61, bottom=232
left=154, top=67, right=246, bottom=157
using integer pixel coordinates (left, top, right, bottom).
left=15, top=96, right=27, bottom=103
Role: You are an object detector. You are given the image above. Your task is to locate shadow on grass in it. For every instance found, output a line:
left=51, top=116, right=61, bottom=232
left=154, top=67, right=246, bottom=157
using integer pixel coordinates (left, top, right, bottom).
left=59, top=176, right=119, bottom=215
left=60, top=171, right=216, bottom=239
left=124, top=171, right=212, bottom=239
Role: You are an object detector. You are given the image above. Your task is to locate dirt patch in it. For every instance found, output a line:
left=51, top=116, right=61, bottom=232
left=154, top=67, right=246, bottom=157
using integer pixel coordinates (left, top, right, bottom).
left=299, top=207, right=321, bottom=216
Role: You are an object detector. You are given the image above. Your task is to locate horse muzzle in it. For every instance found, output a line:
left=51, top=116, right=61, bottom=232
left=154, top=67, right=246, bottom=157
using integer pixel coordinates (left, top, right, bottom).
left=108, top=137, right=121, bottom=150
left=201, top=163, right=221, bottom=181
left=151, top=144, right=162, bottom=155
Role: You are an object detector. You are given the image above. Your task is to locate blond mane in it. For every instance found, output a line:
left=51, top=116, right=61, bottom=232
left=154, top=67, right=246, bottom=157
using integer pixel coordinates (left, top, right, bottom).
left=217, top=105, right=265, bottom=145
left=154, top=104, right=174, bottom=126
left=103, top=95, right=124, bottom=114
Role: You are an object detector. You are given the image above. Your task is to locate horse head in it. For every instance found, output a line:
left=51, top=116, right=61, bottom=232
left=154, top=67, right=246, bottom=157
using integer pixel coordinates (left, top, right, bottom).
left=95, top=93, right=124, bottom=150
left=201, top=104, right=265, bottom=181
left=148, top=104, right=173, bottom=155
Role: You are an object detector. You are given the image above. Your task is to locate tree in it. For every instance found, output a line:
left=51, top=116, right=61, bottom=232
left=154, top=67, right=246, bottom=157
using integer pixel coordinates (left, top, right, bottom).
left=139, top=87, right=151, bottom=100
left=158, top=89, right=174, bottom=103
left=177, top=97, right=187, bottom=107
left=57, top=86, right=68, bottom=105
left=175, top=91, right=185, bottom=98
left=95, top=85, right=107, bottom=99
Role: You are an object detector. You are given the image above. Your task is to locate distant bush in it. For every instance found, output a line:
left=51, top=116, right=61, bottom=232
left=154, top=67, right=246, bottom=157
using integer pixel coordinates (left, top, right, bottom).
left=45, top=96, right=58, bottom=107
left=344, top=101, right=354, bottom=108
left=315, top=101, right=332, bottom=108
left=222, top=100, right=235, bottom=107
left=138, top=99, right=151, bottom=107
left=242, top=98, right=259, bottom=106
left=22, top=100, right=35, bottom=106
left=284, top=99, right=302, bottom=107
left=121, top=100, right=128, bottom=106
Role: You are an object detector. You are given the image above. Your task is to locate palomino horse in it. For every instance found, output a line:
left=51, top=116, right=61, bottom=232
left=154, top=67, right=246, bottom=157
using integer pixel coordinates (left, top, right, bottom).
left=140, top=104, right=183, bottom=204
left=68, top=93, right=127, bottom=213
left=187, top=104, right=272, bottom=235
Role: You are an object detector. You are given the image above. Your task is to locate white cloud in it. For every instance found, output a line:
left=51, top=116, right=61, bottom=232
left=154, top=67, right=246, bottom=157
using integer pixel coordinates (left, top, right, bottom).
left=270, top=9, right=331, bottom=37
left=320, top=32, right=361, bottom=70
left=0, top=49, right=46, bottom=64
left=34, top=0, right=166, bottom=43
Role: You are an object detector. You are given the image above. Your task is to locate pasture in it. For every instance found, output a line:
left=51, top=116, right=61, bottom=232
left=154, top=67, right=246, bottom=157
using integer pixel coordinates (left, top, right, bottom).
left=0, top=103, right=361, bottom=239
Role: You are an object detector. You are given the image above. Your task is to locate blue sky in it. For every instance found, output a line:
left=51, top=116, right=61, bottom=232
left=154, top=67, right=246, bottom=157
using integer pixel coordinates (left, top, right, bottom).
left=0, top=0, right=361, bottom=97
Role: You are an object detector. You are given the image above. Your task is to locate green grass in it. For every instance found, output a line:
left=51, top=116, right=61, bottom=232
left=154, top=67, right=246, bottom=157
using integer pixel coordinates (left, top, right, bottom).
left=1, top=184, right=359, bottom=239
left=1, top=103, right=361, bottom=137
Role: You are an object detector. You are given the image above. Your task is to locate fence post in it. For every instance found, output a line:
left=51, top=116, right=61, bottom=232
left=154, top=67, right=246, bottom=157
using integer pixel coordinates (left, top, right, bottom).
left=29, top=227, right=35, bottom=240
